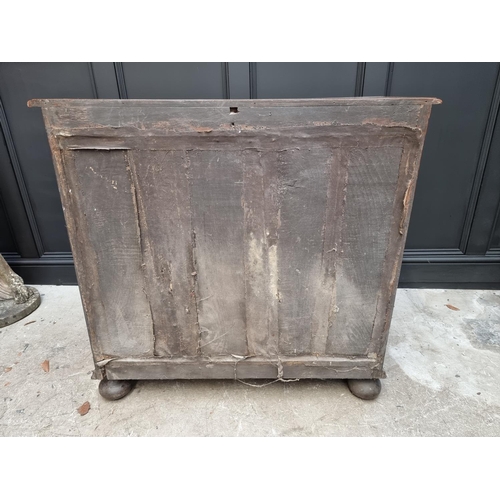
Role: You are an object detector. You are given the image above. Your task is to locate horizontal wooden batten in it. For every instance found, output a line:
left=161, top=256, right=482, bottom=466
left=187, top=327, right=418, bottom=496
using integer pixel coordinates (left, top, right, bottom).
left=28, top=97, right=442, bottom=108
left=100, top=355, right=385, bottom=381
left=58, top=130, right=415, bottom=155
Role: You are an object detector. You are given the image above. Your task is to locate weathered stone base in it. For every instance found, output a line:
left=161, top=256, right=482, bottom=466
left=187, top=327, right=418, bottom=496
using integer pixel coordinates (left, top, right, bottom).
left=0, top=287, right=41, bottom=328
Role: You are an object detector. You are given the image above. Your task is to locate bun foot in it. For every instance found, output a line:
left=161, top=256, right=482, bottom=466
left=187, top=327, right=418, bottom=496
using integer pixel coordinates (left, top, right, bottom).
left=98, top=379, right=135, bottom=401
left=347, top=379, right=382, bottom=400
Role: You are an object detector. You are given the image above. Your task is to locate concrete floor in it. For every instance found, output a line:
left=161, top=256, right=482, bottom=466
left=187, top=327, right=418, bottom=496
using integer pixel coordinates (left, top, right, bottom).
left=0, top=286, right=499, bottom=436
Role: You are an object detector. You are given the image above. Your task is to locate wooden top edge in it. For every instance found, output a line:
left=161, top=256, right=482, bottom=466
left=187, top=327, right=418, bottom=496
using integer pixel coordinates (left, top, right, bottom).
left=28, top=97, right=442, bottom=108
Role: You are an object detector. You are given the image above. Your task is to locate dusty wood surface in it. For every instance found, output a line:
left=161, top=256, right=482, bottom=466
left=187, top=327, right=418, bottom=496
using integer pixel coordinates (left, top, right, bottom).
left=128, top=150, right=199, bottom=356
left=103, top=355, right=384, bottom=381
left=190, top=150, right=248, bottom=356
left=32, top=98, right=438, bottom=380
left=66, top=150, right=154, bottom=357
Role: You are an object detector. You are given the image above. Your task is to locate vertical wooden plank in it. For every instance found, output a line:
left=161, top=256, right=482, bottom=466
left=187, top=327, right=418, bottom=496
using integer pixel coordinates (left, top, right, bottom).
left=189, top=150, right=247, bottom=356
left=326, top=145, right=402, bottom=356
left=128, top=150, right=199, bottom=357
left=70, top=150, right=154, bottom=357
left=277, top=148, right=332, bottom=355
left=261, top=151, right=281, bottom=357
left=372, top=132, right=428, bottom=358
left=309, top=148, right=348, bottom=356
left=51, top=143, right=105, bottom=361
left=242, top=150, right=281, bottom=357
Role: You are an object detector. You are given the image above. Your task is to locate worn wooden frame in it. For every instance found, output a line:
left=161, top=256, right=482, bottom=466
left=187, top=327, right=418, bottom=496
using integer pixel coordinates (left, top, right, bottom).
left=29, top=98, right=439, bottom=384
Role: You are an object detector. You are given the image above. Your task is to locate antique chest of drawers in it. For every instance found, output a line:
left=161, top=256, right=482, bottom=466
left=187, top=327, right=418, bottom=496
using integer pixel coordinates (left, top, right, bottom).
left=30, top=97, right=439, bottom=400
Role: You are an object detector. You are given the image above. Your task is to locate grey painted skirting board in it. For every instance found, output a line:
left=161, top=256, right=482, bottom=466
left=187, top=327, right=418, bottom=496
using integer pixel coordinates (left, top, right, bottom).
left=3, top=251, right=500, bottom=288
left=4, top=252, right=76, bottom=285
left=400, top=249, right=500, bottom=288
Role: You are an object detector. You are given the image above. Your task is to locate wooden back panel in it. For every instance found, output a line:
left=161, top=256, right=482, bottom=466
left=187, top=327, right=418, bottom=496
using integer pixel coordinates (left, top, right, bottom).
left=30, top=98, right=439, bottom=379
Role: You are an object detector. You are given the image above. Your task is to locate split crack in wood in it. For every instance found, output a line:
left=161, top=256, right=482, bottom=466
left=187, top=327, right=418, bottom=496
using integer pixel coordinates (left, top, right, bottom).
left=95, top=357, right=119, bottom=367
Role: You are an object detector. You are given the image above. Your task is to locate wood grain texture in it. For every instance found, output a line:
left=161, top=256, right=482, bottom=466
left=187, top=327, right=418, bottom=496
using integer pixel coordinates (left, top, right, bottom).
left=30, top=97, right=441, bottom=108
left=309, top=148, right=348, bottom=356
left=36, top=100, right=436, bottom=143
left=57, top=127, right=411, bottom=153
left=326, top=146, right=403, bottom=356
left=45, top=134, right=105, bottom=361
left=103, top=355, right=384, bottom=381
left=277, top=148, right=332, bottom=355
left=69, top=150, right=154, bottom=357
left=35, top=98, right=439, bottom=380
left=372, top=128, right=432, bottom=359
left=128, top=150, right=198, bottom=356
left=242, top=150, right=278, bottom=357
left=189, top=150, right=247, bottom=356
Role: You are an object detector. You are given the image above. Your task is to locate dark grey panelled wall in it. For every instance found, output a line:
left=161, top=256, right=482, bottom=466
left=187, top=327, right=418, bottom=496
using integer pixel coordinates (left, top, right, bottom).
left=0, top=62, right=499, bottom=287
